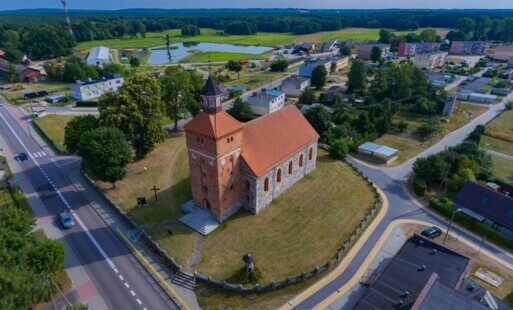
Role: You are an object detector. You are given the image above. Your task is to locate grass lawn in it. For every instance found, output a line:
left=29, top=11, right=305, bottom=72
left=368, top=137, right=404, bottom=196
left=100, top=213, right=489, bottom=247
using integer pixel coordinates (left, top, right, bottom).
left=481, top=135, right=513, bottom=156
left=441, top=102, right=488, bottom=134
left=33, top=114, right=76, bottom=153
left=486, top=110, right=513, bottom=143
left=77, top=27, right=450, bottom=52
left=490, top=156, right=513, bottom=186
left=179, top=51, right=269, bottom=63
left=374, top=134, right=428, bottom=165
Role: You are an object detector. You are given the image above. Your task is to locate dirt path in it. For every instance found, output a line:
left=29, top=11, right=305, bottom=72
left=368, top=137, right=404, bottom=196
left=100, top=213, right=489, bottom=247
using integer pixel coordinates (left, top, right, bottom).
left=187, top=234, right=204, bottom=270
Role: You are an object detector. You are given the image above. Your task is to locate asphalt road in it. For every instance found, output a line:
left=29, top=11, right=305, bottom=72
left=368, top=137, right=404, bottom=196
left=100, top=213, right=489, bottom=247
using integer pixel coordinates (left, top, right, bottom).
left=295, top=97, right=513, bottom=309
left=0, top=103, right=180, bottom=310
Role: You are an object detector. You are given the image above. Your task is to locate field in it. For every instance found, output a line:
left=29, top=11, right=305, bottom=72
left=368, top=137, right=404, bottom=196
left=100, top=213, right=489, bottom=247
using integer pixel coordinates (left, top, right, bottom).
left=485, top=110, right=513, bottom=143
left=33, top=114, right=76, bottom=153
left=490, top=156, right=513, bottom=186
left=481, top=135, right=513, bottom=156
left=96, top=134, right=375, bottom=308
left=179, top=51, right=269, bottom=63
left=76, top=27, right=447, bottom=52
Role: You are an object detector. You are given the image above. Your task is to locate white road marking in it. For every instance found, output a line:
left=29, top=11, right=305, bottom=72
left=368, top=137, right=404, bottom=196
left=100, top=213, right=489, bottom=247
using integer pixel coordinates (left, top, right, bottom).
left=37, top=151, right=45, bottom=157
left=0, top=111, right=144, bottom=306
left=137, top=298, right=142, bottom=305
left=32, top=152, right=39, bottom=158
left=119, top=275, right=124, bottom=280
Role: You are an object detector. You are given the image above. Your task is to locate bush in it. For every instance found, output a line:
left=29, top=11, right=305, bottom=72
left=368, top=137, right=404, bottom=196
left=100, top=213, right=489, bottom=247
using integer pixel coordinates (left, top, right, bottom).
left=230, top=266, right=263, bottom=284
left=75, top=100, right=98, bottom=107
left=506, top=101, right=513, bottom=110
left=413, top=176, right=426, bottom=197
left=329, top=139, right=349, bottom=160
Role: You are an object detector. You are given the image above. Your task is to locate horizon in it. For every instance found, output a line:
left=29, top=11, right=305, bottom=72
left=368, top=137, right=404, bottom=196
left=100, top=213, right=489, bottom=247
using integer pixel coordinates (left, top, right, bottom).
left=1, top=0, right=513, bottom=11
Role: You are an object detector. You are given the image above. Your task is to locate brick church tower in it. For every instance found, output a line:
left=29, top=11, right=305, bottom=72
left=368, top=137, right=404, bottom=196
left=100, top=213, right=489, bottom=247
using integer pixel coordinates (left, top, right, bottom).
left=184, top=76, right=244, bottom=222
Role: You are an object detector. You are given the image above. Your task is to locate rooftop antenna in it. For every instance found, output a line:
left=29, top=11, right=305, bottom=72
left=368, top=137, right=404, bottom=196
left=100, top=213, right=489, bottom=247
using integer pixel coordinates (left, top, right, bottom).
left=61, top=0, right=73, bottom=36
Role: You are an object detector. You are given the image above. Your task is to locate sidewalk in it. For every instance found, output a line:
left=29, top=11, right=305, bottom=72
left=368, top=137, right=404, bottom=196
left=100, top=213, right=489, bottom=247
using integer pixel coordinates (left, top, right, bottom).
left=0, top=134, right=108, bottom=310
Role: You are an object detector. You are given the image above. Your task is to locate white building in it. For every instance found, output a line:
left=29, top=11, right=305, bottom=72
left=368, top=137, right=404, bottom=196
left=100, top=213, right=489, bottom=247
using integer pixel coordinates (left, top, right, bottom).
left=282, top=75, right=310, bottom=97
left=86, top=46, right=110, bottom=66
left=413, top=51, right=448, bottom=70
left=246, top=89, right=285, bottom=116
left=70, top=74, right=124, bottom=100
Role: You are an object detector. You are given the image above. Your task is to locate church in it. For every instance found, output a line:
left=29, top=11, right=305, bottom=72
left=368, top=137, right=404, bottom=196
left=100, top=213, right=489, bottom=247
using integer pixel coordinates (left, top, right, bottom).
left=184, top=76, right=319, bottom=222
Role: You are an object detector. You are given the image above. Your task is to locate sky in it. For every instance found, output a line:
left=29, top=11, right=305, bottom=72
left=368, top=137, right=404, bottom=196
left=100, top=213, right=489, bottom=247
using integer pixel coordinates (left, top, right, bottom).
left=1, top=0, right=513, bottom=10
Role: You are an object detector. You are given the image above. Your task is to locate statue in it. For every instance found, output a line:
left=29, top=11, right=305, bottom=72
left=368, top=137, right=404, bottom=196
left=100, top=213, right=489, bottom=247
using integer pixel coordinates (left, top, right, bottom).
left=242, top=253, right=254, bottom=273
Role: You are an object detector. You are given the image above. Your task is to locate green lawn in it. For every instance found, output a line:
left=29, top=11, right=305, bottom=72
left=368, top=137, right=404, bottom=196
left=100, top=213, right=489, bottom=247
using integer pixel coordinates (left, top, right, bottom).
left=490, top=155, right=513, bottom=186
left=485, top=110, right=513, bottom=143
left=33, top=114, right=76, bottom=153
left=374, top=134, right=427, bottom=164
left=481, top=135, right=513, bottom=156
left=179, top=51, right=269, bottom=63
left=77, top=27, right=448, bottom=52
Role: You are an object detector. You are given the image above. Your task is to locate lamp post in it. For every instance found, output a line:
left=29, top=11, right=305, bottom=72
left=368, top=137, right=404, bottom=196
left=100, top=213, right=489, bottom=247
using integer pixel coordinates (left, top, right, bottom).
left=443, top=207, right=462, bottom=244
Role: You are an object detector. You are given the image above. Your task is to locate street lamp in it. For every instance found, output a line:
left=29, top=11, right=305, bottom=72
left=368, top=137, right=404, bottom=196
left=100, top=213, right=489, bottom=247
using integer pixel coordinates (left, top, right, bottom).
left=443, top=207, right=462, bottom=244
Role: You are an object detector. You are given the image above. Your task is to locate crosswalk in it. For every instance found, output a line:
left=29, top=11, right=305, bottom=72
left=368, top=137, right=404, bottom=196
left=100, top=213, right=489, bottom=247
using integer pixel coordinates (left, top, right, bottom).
left=30, top=151, right=47, bottom=159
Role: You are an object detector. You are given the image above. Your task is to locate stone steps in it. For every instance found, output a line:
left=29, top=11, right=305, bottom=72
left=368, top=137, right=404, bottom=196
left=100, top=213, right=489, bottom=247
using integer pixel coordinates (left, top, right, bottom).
left=179, top=202, right=220, bottom=235
left=172, top=270, right=196, bottom=290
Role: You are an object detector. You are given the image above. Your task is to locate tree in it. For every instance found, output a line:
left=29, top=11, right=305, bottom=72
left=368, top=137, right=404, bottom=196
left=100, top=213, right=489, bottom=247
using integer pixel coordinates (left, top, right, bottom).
left=2, top=44, right=23, bottom=63
left=64, top=115, right=99, bottom=153
left=347, top=60, right=367, bottom=94
left=416, top=118, right=442, bottom=143
left=474, top=15, right=492, bottom=40
left=227, top=98, right=253, bottom=122
left=99, top=74, right=165, bottom=158
left=457, top=17, right=475, bottom=35
left=27, top=239, right=65, bottom=274
left=419, top=28, right=438, bottom=42
left=340, top=45, right=352, bottom=56
left=0, top=207, right=35, bottom=235
left=370, top=46, right=382, bottom=63
left=397, top=120, right=408, bottom=132
left=379, top=29, right=393, bottom=44
left=77, top=127, right=132, bottom=187
left=413, top=153, right=451, bottom=183
left=102, top=63, right=124, bottom=75
left=298, top=87, right=316, bottom=105
left=129, top=57, right=140, bottom=67
left=6, top=64, right=19, bottom=84
left=270, top=59, right=288, bottom=72
left=311, top=65, right=328, bottom=90
left=329, top=139, right=349, bottom=160
left=305, top=105, right=332, bottom=140
left=160, top=66, right=199, bottom=131
left=226, top=60, right=243, bottom=79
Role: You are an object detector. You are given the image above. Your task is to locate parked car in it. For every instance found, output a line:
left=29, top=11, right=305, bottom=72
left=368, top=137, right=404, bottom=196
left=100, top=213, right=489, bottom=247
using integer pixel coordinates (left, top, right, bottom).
left=16, top=152, right=29, bottom=161
left=58, top=211, right=75, bottom=229
left=421, top=226, right=442, bottom=239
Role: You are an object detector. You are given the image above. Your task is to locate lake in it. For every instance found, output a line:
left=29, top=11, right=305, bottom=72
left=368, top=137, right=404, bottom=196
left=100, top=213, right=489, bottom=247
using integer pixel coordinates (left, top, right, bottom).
left=146, top=42, right=273, bottom=64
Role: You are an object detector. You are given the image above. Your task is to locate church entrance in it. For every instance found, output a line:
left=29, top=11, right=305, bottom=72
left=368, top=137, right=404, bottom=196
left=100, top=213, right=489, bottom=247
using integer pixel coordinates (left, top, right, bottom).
left=203, top=199, right=211, bottom=209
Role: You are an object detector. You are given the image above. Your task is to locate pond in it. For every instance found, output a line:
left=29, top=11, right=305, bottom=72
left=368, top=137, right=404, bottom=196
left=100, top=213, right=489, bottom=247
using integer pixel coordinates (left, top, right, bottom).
left=146, top=42, right=273, bottom=64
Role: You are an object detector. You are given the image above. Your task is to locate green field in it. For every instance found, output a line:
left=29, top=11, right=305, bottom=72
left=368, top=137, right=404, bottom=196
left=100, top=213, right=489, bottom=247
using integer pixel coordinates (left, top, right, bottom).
left=490, top=155, right=513, bottom=186
left=77, top=27, right=446, bottom=52
left=481, top=135, right=513, bottom=156
left=179, top=51, right=269, bottom=63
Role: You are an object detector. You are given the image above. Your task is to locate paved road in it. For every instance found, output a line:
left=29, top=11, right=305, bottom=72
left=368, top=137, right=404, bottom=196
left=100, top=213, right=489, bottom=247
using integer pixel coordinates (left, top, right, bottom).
left=0, top=103, right=181, bottom=310
left=484, top=148, right=513, bottom=161
left=293, top=95, right=513, bottom=309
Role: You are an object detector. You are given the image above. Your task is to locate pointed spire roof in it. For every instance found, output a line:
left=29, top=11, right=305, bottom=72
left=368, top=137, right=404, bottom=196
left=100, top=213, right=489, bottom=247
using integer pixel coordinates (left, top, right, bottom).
left=201, top=75, right=224, bottom=97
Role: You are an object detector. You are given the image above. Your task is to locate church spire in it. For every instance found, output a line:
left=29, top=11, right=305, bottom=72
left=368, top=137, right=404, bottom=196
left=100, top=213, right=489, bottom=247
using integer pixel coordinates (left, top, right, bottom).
left=201, top=75, right=223, bottom=114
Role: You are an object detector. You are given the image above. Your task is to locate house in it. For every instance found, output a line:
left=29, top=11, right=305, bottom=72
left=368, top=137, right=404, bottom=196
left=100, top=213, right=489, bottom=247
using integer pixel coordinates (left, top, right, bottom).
left=321, top=38, right=338, bottom=53
left=281, top=75, right=310, bottom=97
left=182, top=76, right=319, bottom=224
left=299, top=59, right=331, bottom=78
left=450, top=41, right=490, bottom=55
left=358, top=142, right=398, bottom=164
left=70, top=74, right=124, bottom=100
left=354, top=235, right=505, bottom=310
left=413, top=51, right=448, bottom=70
left=494, top=45, right=513, bottom=62
left=246, top=89, right=285, bottom=116
left=454, top=181, right=513, bottom=236
left=331, top=56, right=349, bottom=71
left=295, top=42, right=315, bottom=54
left=86, top=46, right=110, bottom=66
left=19, top=67, right=47, bottom=83
left=325, top=85, right=347, bottom=102
left=287, top=57, right=306, bottom=70
left=357, top=44, right=390, bottom=60
left=398, top=42, right=440, bottom=56
left=46, top=94, right=65, bottom=103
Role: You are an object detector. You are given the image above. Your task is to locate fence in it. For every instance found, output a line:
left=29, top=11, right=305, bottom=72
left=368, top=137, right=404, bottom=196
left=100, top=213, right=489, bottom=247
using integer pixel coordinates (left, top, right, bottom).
left=82, top=154, right=382, bottom=294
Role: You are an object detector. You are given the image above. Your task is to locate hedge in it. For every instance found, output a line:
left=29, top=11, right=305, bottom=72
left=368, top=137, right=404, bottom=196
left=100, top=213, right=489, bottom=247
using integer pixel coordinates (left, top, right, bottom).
left=75, top=100, right=98, bottom=107
left=413, top=176, right=426, bottom=197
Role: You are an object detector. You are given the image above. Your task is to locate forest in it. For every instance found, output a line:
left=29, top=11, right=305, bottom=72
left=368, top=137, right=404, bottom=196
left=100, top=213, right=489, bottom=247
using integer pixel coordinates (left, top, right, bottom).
left=2, top=10, right=513, bottom=60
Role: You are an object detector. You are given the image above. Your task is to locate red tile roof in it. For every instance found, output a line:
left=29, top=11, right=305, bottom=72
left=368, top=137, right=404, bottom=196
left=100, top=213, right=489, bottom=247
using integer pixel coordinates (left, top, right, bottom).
left=242, top=105, right=319, bottom=177
left=0, top=50, right=5, bottom=57
left=184, top=111, right=243, bottom=138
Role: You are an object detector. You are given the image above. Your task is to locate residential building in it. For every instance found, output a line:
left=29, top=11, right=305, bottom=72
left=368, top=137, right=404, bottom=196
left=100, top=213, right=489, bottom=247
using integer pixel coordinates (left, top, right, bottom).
left=354, top=235, right=506, bottom=310
left=246, top=89, right=285, bottom=116
left=331, top=56, right=349, bottom=71
left=70, top=74, right=124, bottom=100
left=398, top=42, right=440, bottom=56
left=300, top=103, right=334, bottom=114
left=183, top=76, right=319, bottom=223
left=19, top=67, right=47, bottom=82
left=299, top=59, right=331, bottom=78
left=86, top=46, right=110, bottom=66
left=413, top=51, right=448, bottom=70
left=287, top=57, right=306, bottom=70
left=295, top=42, right=316, bottom=54
left=454, top=181, right=513, bottom=236
left=321, top=38, right=338, bottom=53
left=357, top=44, right=390, bottom=60
left=450, top=41, right=490, bottom=55
left=358, top=142, right=398, bottom=164
left=325, top=85, right=347, bottom=102
left=281, top=75, right=310, bottom=97
left=494, top=45, right=513, bottom=62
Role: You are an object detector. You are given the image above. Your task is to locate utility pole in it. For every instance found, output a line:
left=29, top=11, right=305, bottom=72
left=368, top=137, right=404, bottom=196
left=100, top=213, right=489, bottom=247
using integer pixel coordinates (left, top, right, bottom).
left=61, top=0, right=73, bottom=36
left=443, top=208, right=462, bottom=244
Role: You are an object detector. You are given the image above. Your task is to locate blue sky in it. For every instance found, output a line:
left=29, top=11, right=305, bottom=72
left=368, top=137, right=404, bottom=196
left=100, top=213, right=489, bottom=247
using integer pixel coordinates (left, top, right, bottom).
left=1, top=0, right=513, bottom=10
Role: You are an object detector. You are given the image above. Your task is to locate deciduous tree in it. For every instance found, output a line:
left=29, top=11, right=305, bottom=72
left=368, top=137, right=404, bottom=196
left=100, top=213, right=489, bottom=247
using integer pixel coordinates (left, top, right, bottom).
left=227, top=98, right=253, bottom=122
left=311, top=65, right=328, bottom=90
left=347, top=60, right=367, bottom=94
left=64, top=115, right=99, bottom=154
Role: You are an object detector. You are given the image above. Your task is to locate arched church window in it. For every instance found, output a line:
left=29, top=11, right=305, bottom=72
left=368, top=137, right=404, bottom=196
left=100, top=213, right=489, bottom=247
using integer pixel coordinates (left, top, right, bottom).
left=277, top=169, right=282, bottom=182
left=299, top=154, right=304, bottom=167
left=288, top=161, right=293, bottom=174
left=264, top=177, right=269, bottom=192
left=309, top=148, right=313, bottom=160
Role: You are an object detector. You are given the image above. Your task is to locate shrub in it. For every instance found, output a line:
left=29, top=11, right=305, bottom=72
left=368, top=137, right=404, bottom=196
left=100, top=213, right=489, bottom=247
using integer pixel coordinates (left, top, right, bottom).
left=506, top=101, right=513, bottom=110
left=75, top=100, right=98, bottom=107
left=413, top=176, right=426, bottom=197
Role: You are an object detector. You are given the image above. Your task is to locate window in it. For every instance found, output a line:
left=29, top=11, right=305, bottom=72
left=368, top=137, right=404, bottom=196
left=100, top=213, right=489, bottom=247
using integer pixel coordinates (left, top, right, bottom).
left=277, top=169, right=282, bottom=182
left=288, top=161, right=293, bottom=174
left=227, top=138, right=230, bottom=143
left=245, top=180, right=250, bottom=191
left=230, top=137, right=234, bottom=142
left=203, top=186, right=208, bottom=193
left=264, top=177, right=269, bottom=192
left=309, top=148, right=313, bottom=160
left=230, top=184, right=234, bottom=190
left=197, top=137, right=200, bottom=142
left=299, top=154, right=304, bottom=167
